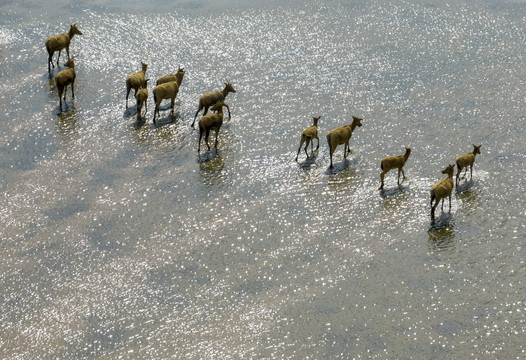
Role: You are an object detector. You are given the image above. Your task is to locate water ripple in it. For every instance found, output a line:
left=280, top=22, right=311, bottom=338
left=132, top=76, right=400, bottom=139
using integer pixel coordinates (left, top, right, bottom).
left=2, top=0, right=526, bottom=358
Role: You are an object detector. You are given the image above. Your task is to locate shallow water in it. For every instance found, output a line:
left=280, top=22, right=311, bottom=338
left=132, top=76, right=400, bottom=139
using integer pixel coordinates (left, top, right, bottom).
left=1, top=0, right=526, bottom=358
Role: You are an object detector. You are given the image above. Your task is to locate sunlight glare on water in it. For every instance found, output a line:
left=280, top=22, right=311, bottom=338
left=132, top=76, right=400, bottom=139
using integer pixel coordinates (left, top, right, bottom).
left=1, top=0, right=526, bottom=358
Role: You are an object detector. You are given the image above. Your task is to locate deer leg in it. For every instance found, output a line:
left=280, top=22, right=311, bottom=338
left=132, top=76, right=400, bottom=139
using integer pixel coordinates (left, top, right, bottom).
left=430, top=195, right=438, bottom=220
left=315, top=136, right=319, bottom=150
left=214, top=130, right=220, bottom=149
left=379, top=170, right=387, bottom=190
left=192, top=106, right=203, bottom=128
left=198, top=129, right=204, bottom=153
left=205, top=129, right=211, bottom=150
left=153, top=104, right=159, bottom=124
left=305, top=139, right=311, bottom=157
left=48, top=52, right=53, bottom=72
left=126, top=86, right=131, bottom=108
left=58, top=89, right=63, bottom=110
left=296, top=137, right=305, bottom=161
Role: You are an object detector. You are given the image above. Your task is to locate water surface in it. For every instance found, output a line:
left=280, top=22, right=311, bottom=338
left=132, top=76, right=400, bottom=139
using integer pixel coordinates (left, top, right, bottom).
left=1, top=0, right=526, bottom=358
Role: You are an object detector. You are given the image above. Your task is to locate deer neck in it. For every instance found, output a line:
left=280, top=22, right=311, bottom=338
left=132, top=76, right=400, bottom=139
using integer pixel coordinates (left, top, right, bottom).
left=68, top=28, right=76, bottom=40
left=214, top=105, right=224, bottom=118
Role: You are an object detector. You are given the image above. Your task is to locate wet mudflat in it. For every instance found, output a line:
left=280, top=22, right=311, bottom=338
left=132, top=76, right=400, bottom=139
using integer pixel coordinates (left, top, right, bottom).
left=1, top=0, right=526, bottom=358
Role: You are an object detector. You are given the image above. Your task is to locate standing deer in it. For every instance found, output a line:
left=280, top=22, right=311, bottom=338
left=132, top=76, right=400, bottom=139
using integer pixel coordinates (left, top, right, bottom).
left=192, top=82, right=236, bottom=128
left=156, top=66, right=185, bottom=86
left=295, top=116, right=321, bottom=161
left=152, top=80, right=180, bottom=124
left=135, top=79, right=149, bottom=118
left=430, top=164, right=455, bottom=221
left=455, top=144, right=481, bottom=186
left=54, top=58, right=76, bottom=111
left=198, top=102, right=228, bottom=153
left=45, top=24, right=82, bottom=72
left=125, top=62, right=148, bottom=108
left=379, top=147, right=411, bottom=190
left=326, top=116, right=363, bottom=168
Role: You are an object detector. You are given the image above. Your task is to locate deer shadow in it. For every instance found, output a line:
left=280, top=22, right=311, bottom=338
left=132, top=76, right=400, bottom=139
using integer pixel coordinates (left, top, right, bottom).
left=197, top=148, right=221, bottom=163
left=379, top=184, right=409, bottom=198
left=325, top=157, right=359, bottom=175
left=297, top=150, right=319, bottom=170
left=455, top=180, right=474, bottom=194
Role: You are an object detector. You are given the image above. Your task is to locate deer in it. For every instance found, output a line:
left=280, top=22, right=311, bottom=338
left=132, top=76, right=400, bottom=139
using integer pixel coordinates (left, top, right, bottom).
left=45, top=24, right=82, bottom=72
left=54, top=57, right=76, bottom=111
left=379, top=147, right=411, bottom=190
left=295, top=116, right=321, bottom=161
left=455, top=144, right=481, bottom=186
left=125, top=62, right=148, bottom=108
left=326, top=116, right=363, bottom=168
left=192, top=82, right=236, bottom=128
left=430, top=164, right=455, bottom=221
